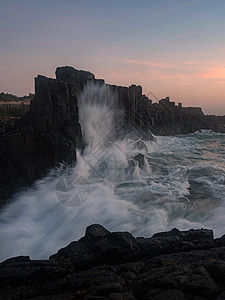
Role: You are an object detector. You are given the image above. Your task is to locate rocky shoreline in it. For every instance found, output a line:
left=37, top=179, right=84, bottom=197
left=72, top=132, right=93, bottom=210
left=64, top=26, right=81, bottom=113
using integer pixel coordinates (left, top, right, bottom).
left=0, top=66, right=225, bottom=207
left=1, top=224, right=225, bottom=299
left=1, top=67, right=225, bottom=299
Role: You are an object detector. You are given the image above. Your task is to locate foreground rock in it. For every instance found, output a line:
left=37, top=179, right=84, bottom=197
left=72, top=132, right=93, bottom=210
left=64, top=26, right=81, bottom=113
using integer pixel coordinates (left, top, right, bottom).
left=1, top=224, right=225, bottom=299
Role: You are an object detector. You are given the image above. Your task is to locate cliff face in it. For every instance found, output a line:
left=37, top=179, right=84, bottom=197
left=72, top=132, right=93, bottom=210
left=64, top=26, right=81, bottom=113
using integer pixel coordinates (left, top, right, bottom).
left=54, top=67, right=225, bottom=138
left=98, top=80, right=224, bottom=136
left=21, top=74, right=83, bottom=163
left=0, top=68, right=90, bottom=206
left=149, top=100, right=224, bottom=135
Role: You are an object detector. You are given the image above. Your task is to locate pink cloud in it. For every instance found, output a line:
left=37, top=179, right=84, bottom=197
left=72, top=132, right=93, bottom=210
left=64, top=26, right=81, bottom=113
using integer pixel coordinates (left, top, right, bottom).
left=110, top=69, right=121, bottom=79
left=121, top=58, right=176, bottom=68
left=195, top=67, right=225, bottom=79
left=184, top=60, right=216, bottom=66
left=176, top=82, right=192, bottom=86
left=98, top=57, right=225, bottom=88
left=149, top=71, right=173, bottom=80
left=108, top=68, right=147, bottom=84
left=216, top=80, right=225, bottom=85
left=176, top=73, right=189, bottom=79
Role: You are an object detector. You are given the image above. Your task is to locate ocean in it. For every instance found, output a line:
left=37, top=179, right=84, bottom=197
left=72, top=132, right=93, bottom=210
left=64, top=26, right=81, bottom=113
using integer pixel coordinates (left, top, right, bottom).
left=0, top=84, right=225, bottom=262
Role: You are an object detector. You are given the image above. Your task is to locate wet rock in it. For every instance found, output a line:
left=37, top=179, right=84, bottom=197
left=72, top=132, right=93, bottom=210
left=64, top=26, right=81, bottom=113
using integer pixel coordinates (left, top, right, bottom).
left=51, top=226, right=140, bottom=267
left=133, top=153, right=145, bottom=169
left=134, top=140, right=148, bottom=152
left=182, top=229, right=214, bottom=249
left=137, top=235, right=182, bottom=258
left=137, top=228, right=214, bottom=258
left=85, top=224, right=110, bottom=237
left=90, top=231, right=140, bottom=264
left=49, top=240, right=90, bottom=263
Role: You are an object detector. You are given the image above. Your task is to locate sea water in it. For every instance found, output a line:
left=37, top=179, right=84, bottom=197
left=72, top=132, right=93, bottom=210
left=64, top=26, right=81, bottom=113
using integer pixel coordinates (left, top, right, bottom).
left=0, top=83, right=224, bottom=261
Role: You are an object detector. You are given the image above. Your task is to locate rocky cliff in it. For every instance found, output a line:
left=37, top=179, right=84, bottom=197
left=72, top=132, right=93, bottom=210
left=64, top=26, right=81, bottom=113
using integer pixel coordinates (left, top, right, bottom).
left=1, top=224, right=225, bottom=299
left=0, top=68, right=88, bottom=206
left=53, top=67, right=225, bottom=137
left=0, top=66, right=224, bottom=207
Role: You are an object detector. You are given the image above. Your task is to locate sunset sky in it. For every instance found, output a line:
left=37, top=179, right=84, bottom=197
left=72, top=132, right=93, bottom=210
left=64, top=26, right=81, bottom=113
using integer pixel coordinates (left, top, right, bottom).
left=0, top=0, right=225, bottom=115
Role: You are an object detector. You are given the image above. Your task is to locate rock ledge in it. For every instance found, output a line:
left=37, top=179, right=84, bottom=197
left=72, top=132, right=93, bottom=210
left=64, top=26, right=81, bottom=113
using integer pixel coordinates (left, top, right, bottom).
left=1, top=224, right=225, bottom=300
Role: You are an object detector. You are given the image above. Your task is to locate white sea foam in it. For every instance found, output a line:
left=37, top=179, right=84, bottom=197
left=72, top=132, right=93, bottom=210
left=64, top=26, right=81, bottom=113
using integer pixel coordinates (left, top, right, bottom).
left=0, top=84, right=225, bottom=261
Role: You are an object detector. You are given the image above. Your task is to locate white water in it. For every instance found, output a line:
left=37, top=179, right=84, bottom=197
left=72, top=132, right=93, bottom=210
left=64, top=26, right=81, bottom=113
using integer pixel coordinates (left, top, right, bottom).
left=0, top=84, right=225, bottom=262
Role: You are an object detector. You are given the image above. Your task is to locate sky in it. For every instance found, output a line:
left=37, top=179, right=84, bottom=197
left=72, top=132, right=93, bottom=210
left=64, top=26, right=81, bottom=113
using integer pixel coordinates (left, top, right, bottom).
left=0, top=0, right=225, bottom=115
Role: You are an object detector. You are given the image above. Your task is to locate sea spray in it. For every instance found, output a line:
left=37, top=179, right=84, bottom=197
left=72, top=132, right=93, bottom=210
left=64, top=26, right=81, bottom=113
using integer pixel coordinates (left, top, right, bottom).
left=0, top=84, right=225, bottom=261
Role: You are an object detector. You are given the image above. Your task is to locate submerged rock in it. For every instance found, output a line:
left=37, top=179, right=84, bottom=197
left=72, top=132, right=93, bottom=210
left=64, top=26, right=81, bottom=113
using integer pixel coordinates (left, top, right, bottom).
left=133, top=153, right=145, bottom=169
left=2, top=225, right=225, bottom=299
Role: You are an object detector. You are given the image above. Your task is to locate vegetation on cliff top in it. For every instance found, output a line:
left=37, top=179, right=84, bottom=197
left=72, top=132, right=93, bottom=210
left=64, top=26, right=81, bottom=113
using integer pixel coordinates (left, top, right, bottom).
left=0, top=92, right=34, bottom=102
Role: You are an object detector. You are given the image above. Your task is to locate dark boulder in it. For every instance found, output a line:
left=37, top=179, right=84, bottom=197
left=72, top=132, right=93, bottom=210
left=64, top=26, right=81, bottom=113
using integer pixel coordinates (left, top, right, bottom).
left=85, top=224, right=110, bottom=237
left=133, top=153, right=145, bottom=169
left=92, top=231, right=141, bottom=264
left=51, top=225, right=141, bottom=266
left=137, top=234, right=182, bottom=258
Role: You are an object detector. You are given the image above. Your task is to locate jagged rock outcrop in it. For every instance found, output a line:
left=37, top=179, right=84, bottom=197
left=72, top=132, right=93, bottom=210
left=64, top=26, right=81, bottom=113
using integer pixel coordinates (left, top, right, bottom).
left=2, top=225, right=225, bottom=299
left=143, top=98, right=224, bottom=135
